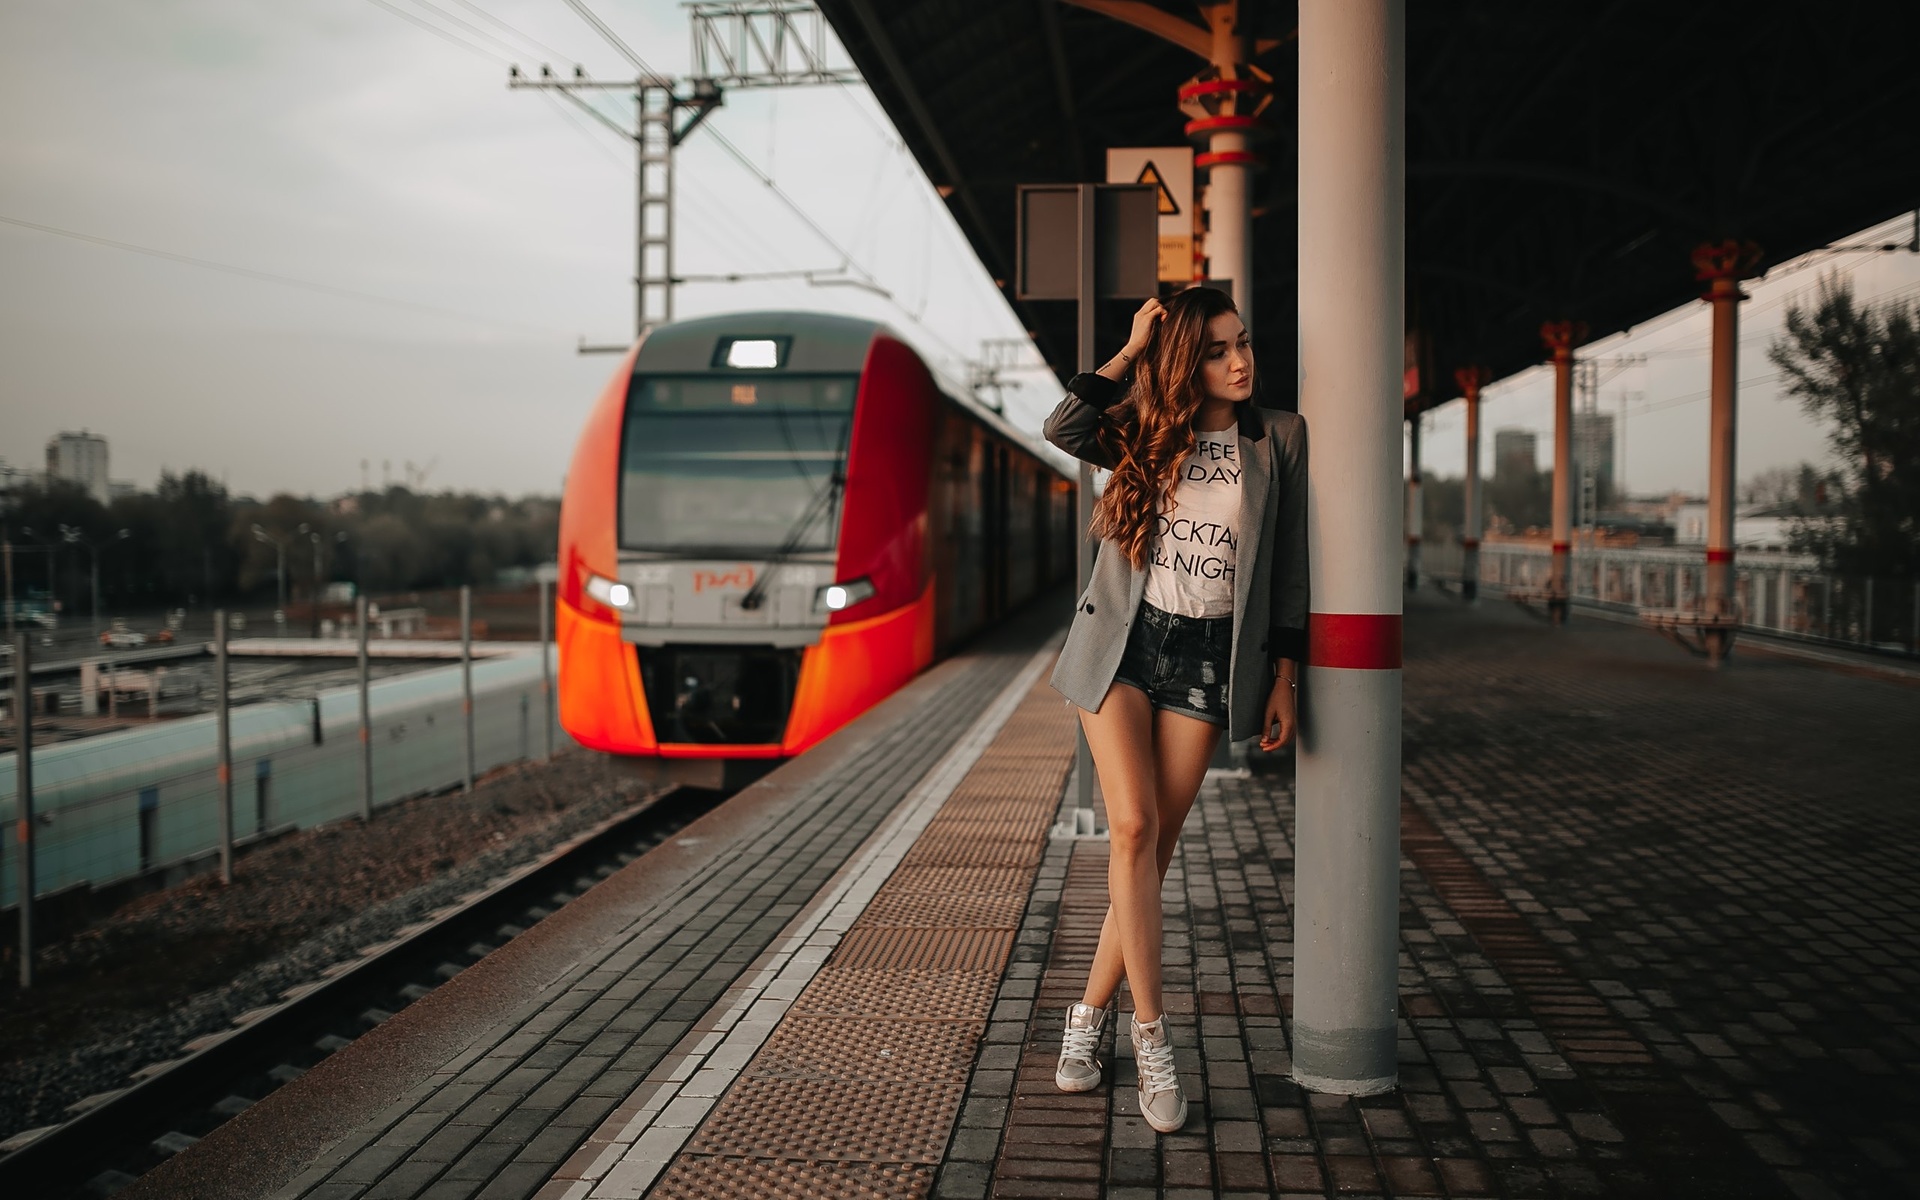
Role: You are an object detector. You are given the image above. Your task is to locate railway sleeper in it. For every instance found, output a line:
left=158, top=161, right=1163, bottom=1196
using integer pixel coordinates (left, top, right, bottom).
left=149, top=1131, right=198, bottom=1158
left=83, top=1168, right=140, bottom=1197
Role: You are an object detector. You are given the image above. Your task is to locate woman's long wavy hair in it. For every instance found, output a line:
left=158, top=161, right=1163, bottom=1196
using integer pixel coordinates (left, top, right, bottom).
left=1090, top=286, right=1243, bottom=569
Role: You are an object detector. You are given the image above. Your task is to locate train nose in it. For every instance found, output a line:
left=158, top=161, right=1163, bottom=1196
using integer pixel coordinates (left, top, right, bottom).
left=638, top=644, right=803, bottom=744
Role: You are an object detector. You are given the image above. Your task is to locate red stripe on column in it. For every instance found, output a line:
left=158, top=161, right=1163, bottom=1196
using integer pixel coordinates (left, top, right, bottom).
left=1705, top=548, right=1733, bottom=563
left=1550, top=541, right=1570, bottom=553
left=1308, top=613, right=1403, bottom=670
left=1461, top=538, right=1480, bottom=549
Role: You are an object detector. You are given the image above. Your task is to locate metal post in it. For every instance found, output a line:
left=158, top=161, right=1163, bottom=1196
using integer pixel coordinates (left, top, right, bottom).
left=90, top=550, right=101, bottom=641
left=3, top=533, right=13, bottom=639
left=1457, top=368, right=1486, bottom=603
left=1911, top=580, right=1918, bottom=651
left=1823, top=575, right=1832, bottom=637
left=1693, top=241, right=1757, bottom=663
left=357, top=595, right=372, bottom=821
left=310, top=535, right=323, bottom=639
left=1863, top=576, right=1874, bottom=645
left=215, top=609, right=233, bottom=884
left=14, top=633, right=35, bottom=988
left=461, top=584, right=475, bottom=794
left=539, top=578, right=554, bottom=762
left=1404, top=416, right=1422, bottom=590
left=1073, top=184, right=1097, bottom=817
left=1294, top=0, right=1404, bottom=1097
left=1541, top=322, right=1582, bottom=624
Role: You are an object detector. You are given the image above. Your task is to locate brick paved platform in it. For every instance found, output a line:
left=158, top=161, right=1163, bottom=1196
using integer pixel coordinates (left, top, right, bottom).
left=938, top=594, right=1916, bottom=1200
left=128, top=591, right=1917, bottom=1200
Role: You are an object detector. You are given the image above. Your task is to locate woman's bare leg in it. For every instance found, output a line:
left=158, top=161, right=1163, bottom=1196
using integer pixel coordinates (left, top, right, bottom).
left=1079, top=705, right=1223, bottom=1015
left=1075, top=683, right=1166, bottom=1021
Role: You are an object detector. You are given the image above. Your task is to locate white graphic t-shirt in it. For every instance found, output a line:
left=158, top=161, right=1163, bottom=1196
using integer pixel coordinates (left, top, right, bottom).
left=1143, top=427, right=1242, bottom=618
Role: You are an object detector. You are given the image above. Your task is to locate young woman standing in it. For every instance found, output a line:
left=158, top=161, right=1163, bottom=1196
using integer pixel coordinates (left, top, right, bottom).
left=1041, top=286, right=1308, bottom=1133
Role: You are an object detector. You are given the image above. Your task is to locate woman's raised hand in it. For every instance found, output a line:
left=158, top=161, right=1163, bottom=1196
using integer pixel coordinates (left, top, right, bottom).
left=1126, top=297, right=1166, bottom=356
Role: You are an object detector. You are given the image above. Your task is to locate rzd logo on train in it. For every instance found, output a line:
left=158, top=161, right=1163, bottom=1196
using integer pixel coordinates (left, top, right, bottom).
left=693, top=566, right=756, bottom=593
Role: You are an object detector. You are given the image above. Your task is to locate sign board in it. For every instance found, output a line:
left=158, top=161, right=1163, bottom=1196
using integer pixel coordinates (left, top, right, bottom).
left=1015, top=184, right=1159, bottom=302
left=1106, top=147, right=1195, bottom=283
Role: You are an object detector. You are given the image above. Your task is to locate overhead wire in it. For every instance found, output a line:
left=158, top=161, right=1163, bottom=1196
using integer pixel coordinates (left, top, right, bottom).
left=0, top=213, right=569, bottom=336
left=547, top=0, right=974, bottom=367
left=538, top=89, right=632, bottom=174
left=359, top=0, right=510, bottom=64
left=395, top=0, right=529, bottom=60
left=443, top=0, right=576, bottom=63
left=557, top=0, right=657, bottom=74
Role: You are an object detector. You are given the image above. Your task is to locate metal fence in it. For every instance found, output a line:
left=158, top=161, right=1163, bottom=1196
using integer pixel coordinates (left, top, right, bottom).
left=0, top=648, right=568, bottom=911
left=1424, top=540, right=1920, bottom=654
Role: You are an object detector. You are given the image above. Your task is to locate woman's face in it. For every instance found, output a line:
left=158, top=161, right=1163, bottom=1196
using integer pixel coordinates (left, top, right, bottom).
left=1198, top=311, right=1254, bottom=403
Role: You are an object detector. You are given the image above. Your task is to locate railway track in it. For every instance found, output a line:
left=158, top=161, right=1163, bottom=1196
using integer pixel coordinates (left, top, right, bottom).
left=0, top=783, right=724, bottom=1200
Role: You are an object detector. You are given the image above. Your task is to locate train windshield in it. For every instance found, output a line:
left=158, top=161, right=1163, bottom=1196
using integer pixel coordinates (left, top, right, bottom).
left=619, top=374, right=859, bottom=554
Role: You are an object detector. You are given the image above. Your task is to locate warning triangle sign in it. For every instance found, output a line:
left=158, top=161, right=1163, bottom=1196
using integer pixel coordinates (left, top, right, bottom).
left=1134, top=161, right=1180, bottom=215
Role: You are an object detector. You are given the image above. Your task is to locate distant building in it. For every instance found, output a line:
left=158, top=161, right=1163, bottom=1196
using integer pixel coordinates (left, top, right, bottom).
left=1672, top=502, right=1708, bottom=545
left=1493, top=428, right=1537, bottom=478
left=46, top=430, right=110, bottom=505
left=1672, top=501, right=1799, bottom=551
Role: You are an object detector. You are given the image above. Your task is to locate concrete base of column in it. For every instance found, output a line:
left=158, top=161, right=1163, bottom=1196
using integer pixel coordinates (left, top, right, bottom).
left=1461, top=546, right=1480, bottom=604
left=1705, top=558, right=1735, bottom=666
left=1404, top=541, right=1421, bottom=591
left=1292, top=666, right=1401, bottom=1095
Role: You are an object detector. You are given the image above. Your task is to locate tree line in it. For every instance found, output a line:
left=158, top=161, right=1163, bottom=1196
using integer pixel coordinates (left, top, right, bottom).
left=2, top=472, right=559, bottom=615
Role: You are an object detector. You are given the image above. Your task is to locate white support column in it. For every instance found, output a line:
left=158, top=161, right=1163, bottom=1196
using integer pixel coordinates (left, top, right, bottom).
left=1190, top=2, right=1260, bottom=327
left=1293, top=0, right=1404, bottom=1097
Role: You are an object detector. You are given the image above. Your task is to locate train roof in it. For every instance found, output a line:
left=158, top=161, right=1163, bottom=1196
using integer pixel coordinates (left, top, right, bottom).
left=629, top=311, right=1068, bottom=474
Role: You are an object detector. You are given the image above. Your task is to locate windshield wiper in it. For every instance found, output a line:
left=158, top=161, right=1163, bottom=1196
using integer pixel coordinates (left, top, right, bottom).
left=737, top=468, right=845, bottom=611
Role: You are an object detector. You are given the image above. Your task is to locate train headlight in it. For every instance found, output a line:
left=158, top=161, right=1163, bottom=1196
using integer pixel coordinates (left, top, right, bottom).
left=584, top=573, right=634, bottom=611
left=816, top=577, right=875, bottom=613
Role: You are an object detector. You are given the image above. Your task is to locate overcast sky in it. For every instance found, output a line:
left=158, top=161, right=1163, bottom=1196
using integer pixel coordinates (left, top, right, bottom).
left=4, top=0, right=1917, bottom=501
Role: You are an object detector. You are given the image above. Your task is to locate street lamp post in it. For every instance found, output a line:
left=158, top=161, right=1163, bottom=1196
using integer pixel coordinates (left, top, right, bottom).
left=18, top=527, right=59, bottom=623
left=298, top=523, right=326, bottom=638
left=58, top=525, right=129, bottom=640
left=252, top=524, right=290, bottom=634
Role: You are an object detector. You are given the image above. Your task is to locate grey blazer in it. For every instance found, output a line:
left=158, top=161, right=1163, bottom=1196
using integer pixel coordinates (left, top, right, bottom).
left=1042, top=372, right=1309, bottom=743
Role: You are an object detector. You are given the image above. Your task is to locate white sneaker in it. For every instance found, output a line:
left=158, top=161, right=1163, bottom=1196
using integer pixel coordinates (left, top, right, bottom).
left=1054, top=1002, right=1106, bottom=1092
left=1130, top=1014, right=1188, bottom=1133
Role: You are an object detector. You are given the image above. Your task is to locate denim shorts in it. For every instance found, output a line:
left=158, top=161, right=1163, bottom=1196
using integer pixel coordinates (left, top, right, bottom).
left=1110, top=601, right=1233, bottom=727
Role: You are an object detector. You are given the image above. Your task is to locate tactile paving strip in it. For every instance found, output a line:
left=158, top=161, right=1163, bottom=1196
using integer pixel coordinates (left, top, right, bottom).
left=752, top=1017, right=983, bottom=1082
left=647, top=1156, right=935, bottom=1200
left=896, top=833, right=1046, bottom=870
left=790, top=970, right=1002, bottom=1020
left=829, top=926, right=1016, bottom=973
left=873, top=867, right=1030, bottom=894
left=684, top=1079, right=965, bottom=1162
left=856, top=890, right=1029, bottom=929
left=651, top=674, right=1076, bottom=1197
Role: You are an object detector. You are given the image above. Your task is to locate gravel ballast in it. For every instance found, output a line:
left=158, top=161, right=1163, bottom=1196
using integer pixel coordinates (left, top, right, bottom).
left=0, top=750, right=666, bottom=1143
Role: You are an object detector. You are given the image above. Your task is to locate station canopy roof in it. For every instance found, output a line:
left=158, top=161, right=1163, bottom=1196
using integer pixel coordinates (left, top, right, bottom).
left=816, top=1, right=1920, bottom=413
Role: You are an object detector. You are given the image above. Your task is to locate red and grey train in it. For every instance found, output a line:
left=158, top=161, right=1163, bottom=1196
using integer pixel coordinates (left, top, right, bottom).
left=556, top=311, right=1076, bottom=782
